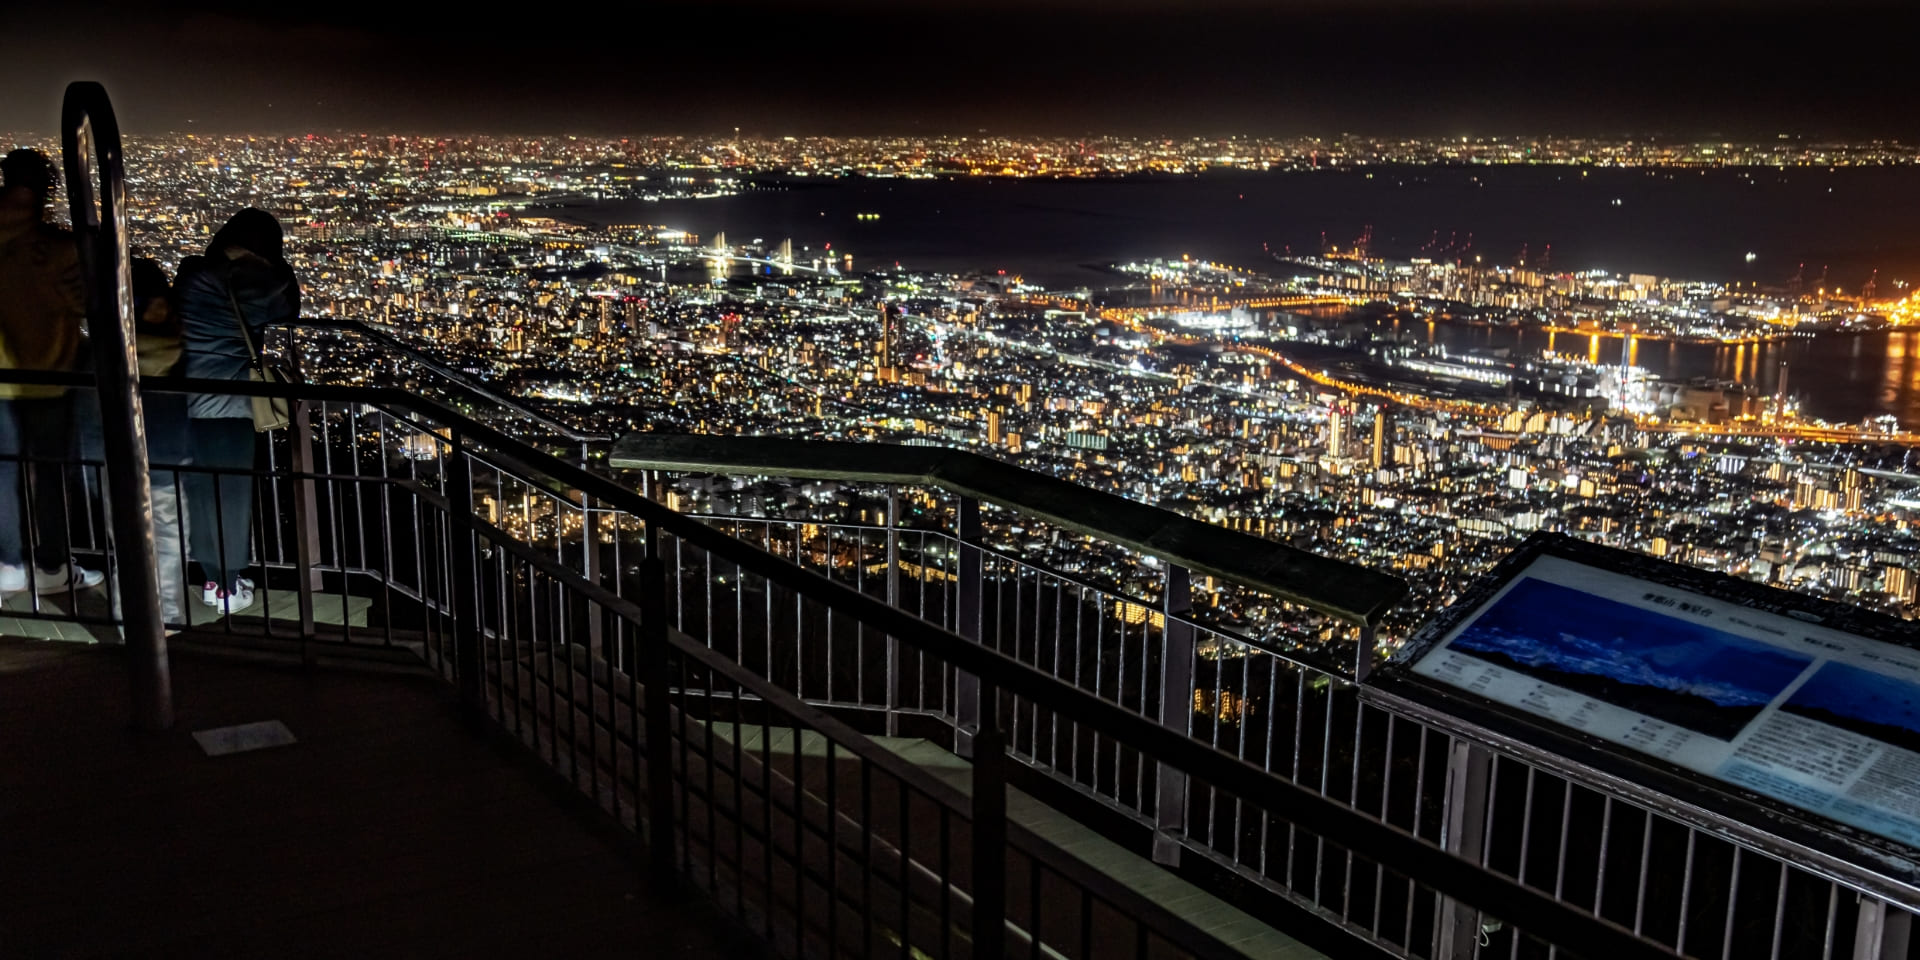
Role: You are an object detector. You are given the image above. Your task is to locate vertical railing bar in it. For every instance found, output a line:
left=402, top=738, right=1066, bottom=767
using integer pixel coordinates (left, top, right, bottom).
left=1315, top=667, right=1336, bottom=904
left=974, top=681, right=1008, bottom=960
left=1232, top=641, right=1253, bottom=868
left=639, top=553, right=674, bottom=891
left=704, top=649, right=718, bottom=891
left=1344, top=693, right=1366, bottom=918
left=545, top=542, right=561, bottom=767
left=1821, top=883, right=1839, bottom=960
left=1288, top=669, right=1304, bottom=890
left=761, top=634, right=777, bottom=942
left=333, top=470, right=355, bottom=645
left=1675, top=830, right=1697, bottom=956
left=1593, top=796, right=1614, bottom=916
left=1259, top=656, right=1281, bottom=879
left=1720, top=846, right=1743, bottom=960
left=375, top=415, right=395, bottom=647
left=1374, top=712, right=1399, bottom=938
left=825, top=524, right=836, bottom=703
left=445, top=440, right=484, bottom=711
left=792, top=526, right=803, bottom=696
left=1768, top=858, right=1789, bottom=960
left=727, top=653, right=746, bottom=921
left=1552, top=783, right=1574, bottom=901
left=678, top=642, right=693, bottom=877
left=1051, top=576, right=1065, bottom=773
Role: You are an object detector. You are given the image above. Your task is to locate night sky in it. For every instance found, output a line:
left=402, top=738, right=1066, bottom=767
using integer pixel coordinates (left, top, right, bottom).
left=5, top=0, right=1919, bottom=136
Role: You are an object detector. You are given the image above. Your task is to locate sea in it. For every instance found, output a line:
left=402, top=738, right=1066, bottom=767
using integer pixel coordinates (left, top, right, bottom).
left=553, top=166, right=1920, bottom=428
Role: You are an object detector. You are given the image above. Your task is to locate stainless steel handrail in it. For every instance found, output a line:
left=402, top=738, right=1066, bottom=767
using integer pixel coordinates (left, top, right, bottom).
left=609, top=432, right=1408, bottom=628
left=0, top=366, right=1838, bottom=958
left=60, top=80, right=171, bottom=731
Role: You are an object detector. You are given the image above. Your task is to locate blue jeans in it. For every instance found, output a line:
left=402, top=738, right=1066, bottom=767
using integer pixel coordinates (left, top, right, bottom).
left=0, top=396, right=74, bottom=570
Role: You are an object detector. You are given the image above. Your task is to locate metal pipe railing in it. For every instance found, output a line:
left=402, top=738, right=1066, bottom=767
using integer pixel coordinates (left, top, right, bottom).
left=3, top=365, right=1907, bottom=957
left=59, top=80, right=170, bottom=731
left=608, top=432, right=1408, bottom=631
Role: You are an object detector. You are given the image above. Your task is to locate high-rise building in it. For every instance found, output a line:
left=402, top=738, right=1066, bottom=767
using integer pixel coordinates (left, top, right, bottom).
left=1886, top=564, right=1915, bottom=603
left=878, top=303, right=895, bottom=369
left=1842, top=466, right=1864, bottom=512
left=1371, top=409, right=1390, bottom=468
left=1328, top=405, right=1347, bottom=456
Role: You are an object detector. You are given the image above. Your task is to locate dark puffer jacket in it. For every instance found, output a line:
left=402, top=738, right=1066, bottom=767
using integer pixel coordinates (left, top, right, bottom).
left=175, top=250, right=299, bottom=421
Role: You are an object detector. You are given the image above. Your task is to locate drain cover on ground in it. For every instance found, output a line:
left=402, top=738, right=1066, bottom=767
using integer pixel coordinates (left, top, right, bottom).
left=192, top=720, right=298, bottom=756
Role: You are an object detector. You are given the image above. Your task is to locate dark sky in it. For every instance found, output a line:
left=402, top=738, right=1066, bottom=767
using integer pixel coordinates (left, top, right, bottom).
left=6, top=0, right=1919, bottom=137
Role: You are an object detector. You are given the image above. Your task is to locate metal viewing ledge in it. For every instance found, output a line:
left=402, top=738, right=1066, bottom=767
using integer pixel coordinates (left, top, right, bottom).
left=610, top=433, right=1407, bottom=628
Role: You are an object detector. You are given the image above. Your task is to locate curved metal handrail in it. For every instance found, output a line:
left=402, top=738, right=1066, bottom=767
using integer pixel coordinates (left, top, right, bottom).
left=608, top=432, right=1408, bottom=627
left=59, top=80, right=171, bottom=731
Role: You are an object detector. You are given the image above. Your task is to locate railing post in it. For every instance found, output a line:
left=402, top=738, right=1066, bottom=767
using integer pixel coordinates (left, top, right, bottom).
left=1153, top=563, right=1195, bottom=866
left=1855, top=896, right=1914, bottom=960
left=283, top=326, right=324, bottom=641
left=971, top=679, right=1008, bottom=960
left=1354, top=622, right=1376, bottom=682
left=61, top=81, right=170, bottom=731
left=954, top=495, right=984, bottom=758
left=639, top=553, right=678, bottom=891
left=884, top=485, right=901, bottom=737
left=582, top=493, right=604, bottom=660
left=288, top=398, right=321, bottom=644
left=1435, top=739, right=1495, bottom=960
left=444, top=432, right=484, bottom=711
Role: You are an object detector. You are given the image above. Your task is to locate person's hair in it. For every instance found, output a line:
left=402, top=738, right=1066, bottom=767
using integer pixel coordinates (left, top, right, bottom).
left=207, top=207, right=285, bottom=263
left=0, top=148, right=59, bottom=205
left=131, top=257, right=181, bottom=335
left=130, top=257, right=170, bottom=306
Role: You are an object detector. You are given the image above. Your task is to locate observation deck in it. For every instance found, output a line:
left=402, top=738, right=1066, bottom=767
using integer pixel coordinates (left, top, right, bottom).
left=4, top=83, right=1915, bottom=960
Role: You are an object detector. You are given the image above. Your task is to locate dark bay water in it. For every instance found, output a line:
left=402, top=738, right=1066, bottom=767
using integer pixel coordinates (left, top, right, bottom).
left=582, top=167, right=1920, bottom=291
left=1398, top=320, right=1920, bottom=428
left=563, top=167, right=1920, bottom=426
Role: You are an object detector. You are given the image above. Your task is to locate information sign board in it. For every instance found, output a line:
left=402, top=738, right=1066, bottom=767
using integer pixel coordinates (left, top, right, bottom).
left=1383, top=534, right=1920, bottom=854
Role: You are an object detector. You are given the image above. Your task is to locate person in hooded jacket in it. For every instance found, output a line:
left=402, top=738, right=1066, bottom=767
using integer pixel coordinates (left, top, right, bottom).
left=0, top=148, right=105, bottom=596
left=176, top=208, right=299, bottom=615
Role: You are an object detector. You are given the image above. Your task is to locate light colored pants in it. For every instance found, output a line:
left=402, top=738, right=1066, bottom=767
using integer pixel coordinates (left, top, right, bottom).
left=152, top=478, right=190, bottom=626
left=107, top=477, right=191, bottom=628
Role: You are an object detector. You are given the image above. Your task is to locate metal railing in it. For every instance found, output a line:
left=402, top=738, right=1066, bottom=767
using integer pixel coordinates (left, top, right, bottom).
left=0, top=358, right=1715, bottom=960
left=25, top=79, right=1913, bottom=960
left=607, top=435, right=1920, bottom=960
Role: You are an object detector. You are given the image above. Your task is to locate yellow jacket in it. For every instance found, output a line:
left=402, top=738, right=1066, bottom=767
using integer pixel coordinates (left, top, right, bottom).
left=0, top=202, right=84, bottom=399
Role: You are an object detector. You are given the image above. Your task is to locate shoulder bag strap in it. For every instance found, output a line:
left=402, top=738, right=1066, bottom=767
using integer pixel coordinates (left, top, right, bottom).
left=224, top=282, right=266, bottom=370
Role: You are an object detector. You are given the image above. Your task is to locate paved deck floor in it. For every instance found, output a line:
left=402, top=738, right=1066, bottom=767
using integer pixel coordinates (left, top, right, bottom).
left=0, top=639, right=756, bottom=959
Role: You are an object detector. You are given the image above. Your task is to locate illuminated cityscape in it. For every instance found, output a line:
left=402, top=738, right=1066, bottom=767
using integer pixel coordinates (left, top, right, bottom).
left=11, top=0, right=1920, bottom=956
left=1, top=130, right=1908, bottom=651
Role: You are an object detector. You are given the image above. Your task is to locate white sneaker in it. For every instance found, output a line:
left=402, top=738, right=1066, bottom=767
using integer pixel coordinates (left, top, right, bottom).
left=202, top=579, right=255, bottom=615
left=0, top=564, right=26, bottom=593
left=35, top=561, right=105, bottom=594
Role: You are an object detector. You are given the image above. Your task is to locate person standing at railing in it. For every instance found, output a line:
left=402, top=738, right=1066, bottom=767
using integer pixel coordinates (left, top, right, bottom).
left=75, top=258, right=193, bottom=624
left=178, top=209, right=300, bottom=615
left=0, top=148, right=106, bottom=596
